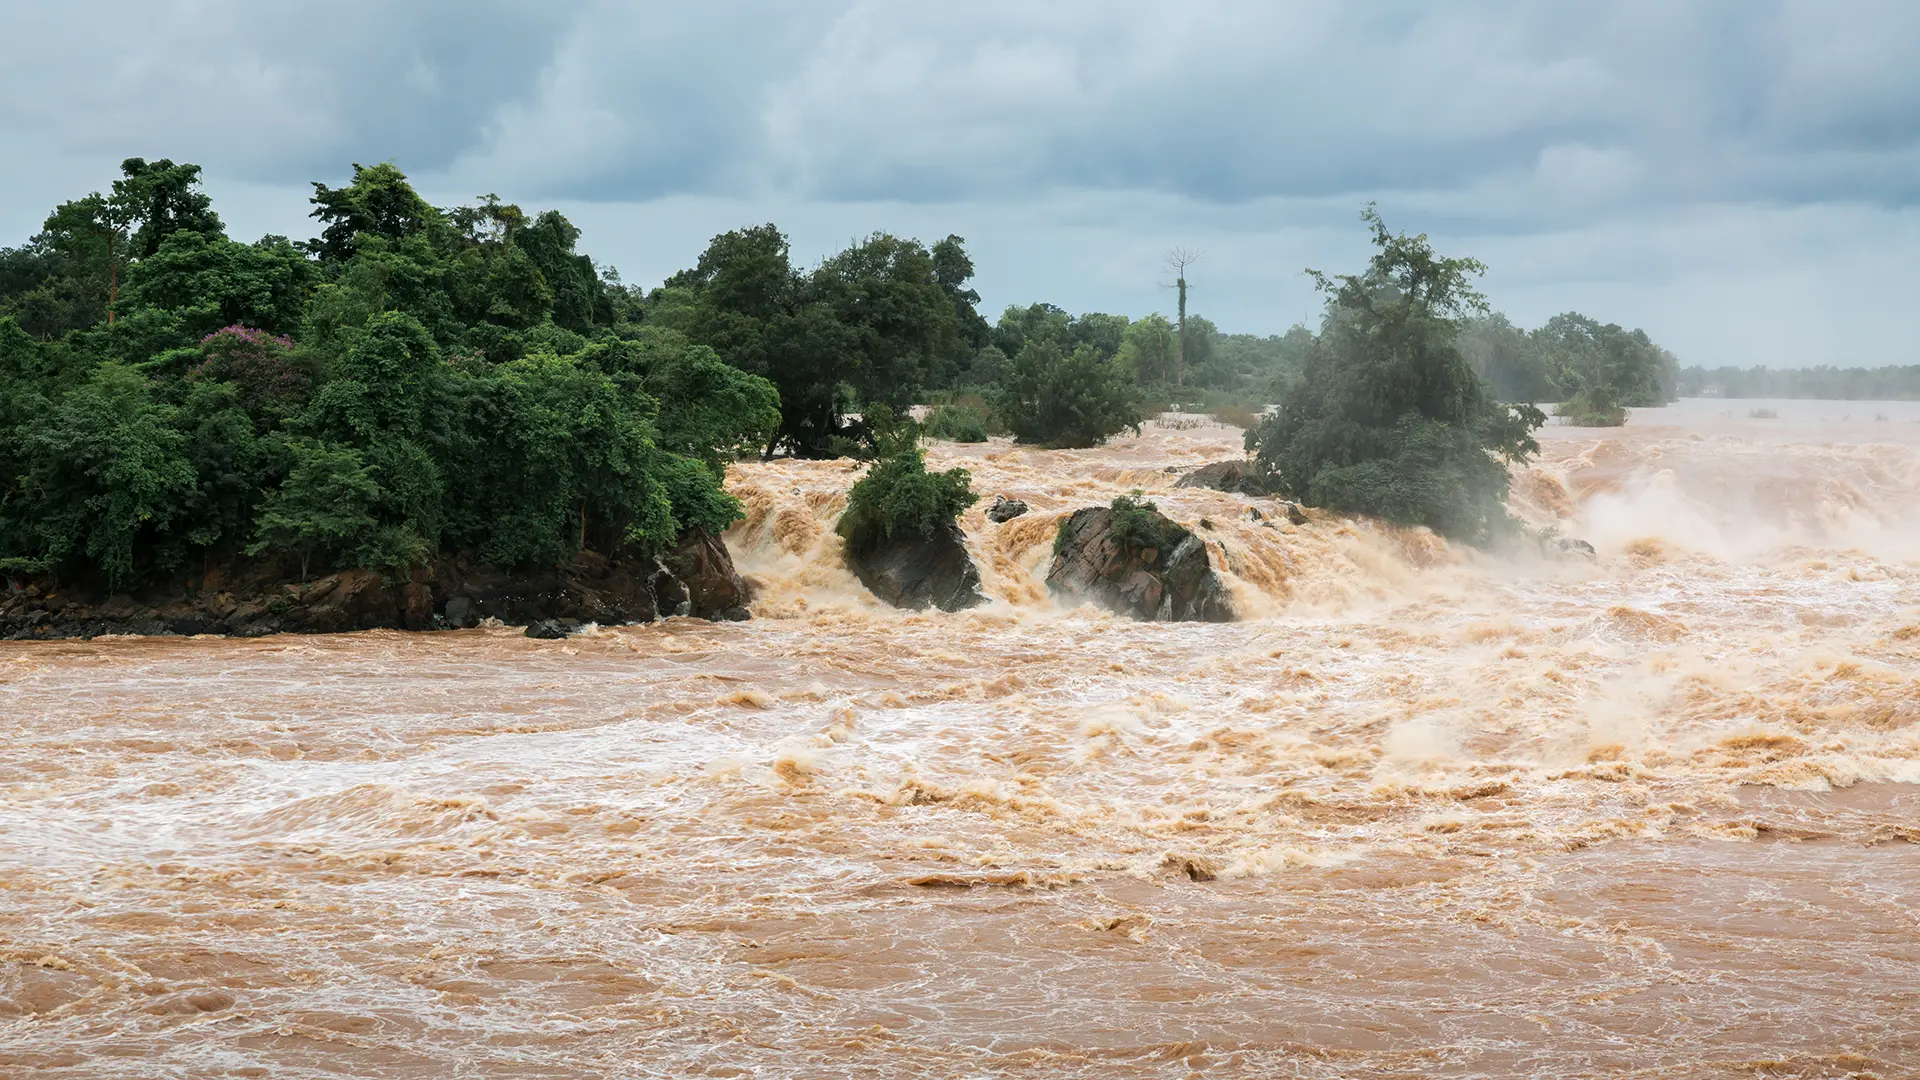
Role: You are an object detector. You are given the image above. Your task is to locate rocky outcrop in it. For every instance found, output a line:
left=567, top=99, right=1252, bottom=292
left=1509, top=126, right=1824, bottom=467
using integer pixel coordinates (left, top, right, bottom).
left=1174, top=460, right=1272, bottom=497
left=1046, top=506, right=1234, bottom=622
left=659, top=528, right=753, bottom=621
left=0, top=528, right=752, bottom=641
left=842, top=521, right=987, bottom=612
left=985, top=496, right=1030, bottom=523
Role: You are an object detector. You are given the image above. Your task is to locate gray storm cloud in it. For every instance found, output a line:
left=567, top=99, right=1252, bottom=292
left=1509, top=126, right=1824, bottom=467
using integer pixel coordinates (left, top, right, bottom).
left=2, top=0, right=1918, bottom=364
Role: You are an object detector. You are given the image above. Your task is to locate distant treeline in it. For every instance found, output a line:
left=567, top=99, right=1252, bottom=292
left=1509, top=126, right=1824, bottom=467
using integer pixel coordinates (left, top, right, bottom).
left=1674, top=365, right=1920, bottom=400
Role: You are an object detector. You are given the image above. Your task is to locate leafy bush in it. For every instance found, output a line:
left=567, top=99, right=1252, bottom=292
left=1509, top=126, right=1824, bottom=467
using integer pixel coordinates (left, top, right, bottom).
left=1554, top=390, right=1626, bottom=427
left=925, top=403, right=989, bottom=442
left=1107, top=492, right=1187, bottom=555
left=837, top=446, right=977, bottom=545
left=991, top=340, right=1142, bottom=448
left=1246, top=207, right=1544, bottom=546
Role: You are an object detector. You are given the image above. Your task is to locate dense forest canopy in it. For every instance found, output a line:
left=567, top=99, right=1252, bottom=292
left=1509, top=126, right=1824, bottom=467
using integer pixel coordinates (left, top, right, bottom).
left=6, top=157, right=1828, bottom=595
left=0, top=159, right=779, bottom=590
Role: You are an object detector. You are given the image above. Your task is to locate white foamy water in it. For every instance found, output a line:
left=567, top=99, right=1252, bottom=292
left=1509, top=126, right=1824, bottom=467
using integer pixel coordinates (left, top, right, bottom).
left=2, top=402, right=1917, bottom=1078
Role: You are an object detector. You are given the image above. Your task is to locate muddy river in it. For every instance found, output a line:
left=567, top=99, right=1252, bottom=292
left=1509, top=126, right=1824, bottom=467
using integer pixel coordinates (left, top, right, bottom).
left=3, top=400, right=1917, bottom=1078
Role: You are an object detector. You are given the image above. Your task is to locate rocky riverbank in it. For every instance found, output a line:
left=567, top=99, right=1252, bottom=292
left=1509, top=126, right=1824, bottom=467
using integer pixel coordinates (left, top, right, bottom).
left=0, top=530, right=750, bottom=641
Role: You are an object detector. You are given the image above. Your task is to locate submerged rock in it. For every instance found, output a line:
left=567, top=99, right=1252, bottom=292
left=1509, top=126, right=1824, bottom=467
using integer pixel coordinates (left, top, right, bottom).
left=1175, top=460, right=1271, bottom=497
left=842, top=521, right=987, bottom=612
left=1046, top=506, right=1234, bottom=622
left=1558, top=537, right=1597, bottom=558
left=985, top=495, right=1030, bottom=523
left=524, top=618, right=582, bottom=639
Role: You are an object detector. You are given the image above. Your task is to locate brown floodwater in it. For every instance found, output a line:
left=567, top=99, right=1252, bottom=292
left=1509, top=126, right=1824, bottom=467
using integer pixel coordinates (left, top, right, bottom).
left=3, top=400, right=1918, bottom=1079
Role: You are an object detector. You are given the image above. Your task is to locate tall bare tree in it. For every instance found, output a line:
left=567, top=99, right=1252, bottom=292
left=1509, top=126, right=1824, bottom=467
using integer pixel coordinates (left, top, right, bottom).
left=1164, top=247, right=1199, bottom=390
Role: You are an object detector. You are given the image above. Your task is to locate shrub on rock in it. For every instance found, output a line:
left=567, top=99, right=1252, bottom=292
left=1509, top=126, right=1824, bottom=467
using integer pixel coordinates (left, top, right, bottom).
left=837, top=447, right=985, bottom=611
left=1047, top=494, right=1233, bottom=622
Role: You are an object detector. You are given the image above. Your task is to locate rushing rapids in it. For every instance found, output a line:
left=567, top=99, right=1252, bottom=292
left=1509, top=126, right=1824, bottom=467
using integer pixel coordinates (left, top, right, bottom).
left=2, top=400, right=1918, bottom=1078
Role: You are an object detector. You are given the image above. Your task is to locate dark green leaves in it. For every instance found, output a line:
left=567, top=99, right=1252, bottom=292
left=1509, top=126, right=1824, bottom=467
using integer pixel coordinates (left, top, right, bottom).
left=1247, top=208, right=1542, bottom=546
left=992, top=340, right=1143, bottom=449
left=837, top=445, right=978, bottom=544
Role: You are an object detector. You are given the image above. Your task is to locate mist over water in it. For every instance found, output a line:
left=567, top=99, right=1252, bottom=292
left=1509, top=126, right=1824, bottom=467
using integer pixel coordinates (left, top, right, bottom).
left=3, top=403, right=1918, bottom=1078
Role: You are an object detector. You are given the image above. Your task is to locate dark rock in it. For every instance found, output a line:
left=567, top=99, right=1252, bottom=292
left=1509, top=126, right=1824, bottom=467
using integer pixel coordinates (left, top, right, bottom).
left=402, top=568, right=434, bottom=630
left=985, top=496, right=1030, bottom=523
left=442, top=595, right=476, bottom=629
left=659, top=528, right=752, bottom=621
left=525, top=619, right=582, bottom=640
left=1046, top=507, right=1234, bottom=622
left=1175, top=460, right=1271, bottom=497
left=843, top=520, right=987, bottom=612
left=649, top=566, right=691, bottom=618
left=0, top=529, right=758, bottom=641
left=1283, top=502, right=1309, bottom=526
left=1558, top=537, right=1597, bottom=558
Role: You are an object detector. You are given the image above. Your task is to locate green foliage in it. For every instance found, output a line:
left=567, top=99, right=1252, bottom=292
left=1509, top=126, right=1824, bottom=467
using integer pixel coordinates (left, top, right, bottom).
left=308, top=163, right=438, bottom=263
left=655, top=453, right=745, bottom=536
left=0, top=159, right=759, bottom=593
left=1553, top=390, right=1627, bottom=427
left=248, top=439, right=379, bottom=579
left=5, top=363, right=197, bottom=586
left=115, top=158, right=224, bottom=259
left=1106, top=492, right=1185, bottom=555
left=1532, top=312, right=1673, bottom=411
left=837, top=446, right=978, bottom=544
left=924, top=403, right=989, bottom=442
left=1458, top=311, right=1679, bottom=410
left=992, top=340, right=1143, bottom=449
left=644, top=344, right=781, bottom=469
left=121, top=231, right=314, bottom=344
left=670, top=226, right=981, bottom=457
left=1246, top=207, right=1544, bottom=546
left=1117, top=313, right=1177, bottom=387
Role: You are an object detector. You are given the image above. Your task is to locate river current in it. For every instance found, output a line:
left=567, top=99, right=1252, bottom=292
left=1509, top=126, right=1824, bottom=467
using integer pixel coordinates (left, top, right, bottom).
left=3, top=400, right=1917, bottom=1078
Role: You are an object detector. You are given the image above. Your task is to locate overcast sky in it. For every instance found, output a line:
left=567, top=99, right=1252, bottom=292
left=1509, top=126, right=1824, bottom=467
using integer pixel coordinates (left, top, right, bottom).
left=4, top=0, right=1917, bottom=366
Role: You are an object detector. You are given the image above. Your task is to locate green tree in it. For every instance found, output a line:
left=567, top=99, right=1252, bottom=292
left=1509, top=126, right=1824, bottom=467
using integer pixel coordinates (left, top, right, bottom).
left=837, top=445, right=977, bottom=543
left=0, top=189, right=143, bottom=337
left=1246, top=207, right=1544, bottom=546
left=249, top=439, right=379, bottom=579
left=1116, top=313, right=1177, bottom=387
left=11, top=363, right=197, bottom=585
left=120, top=232, right=315, bottom=344
left=114, top=158, right=224, bottom=259
left=513, top=209, right=605, bottom=334
left=1460, top=313, right=1559, bottom=403
left=308, top=163, right=438, bottom=263
left=992, top=340, right=1143, bottom=449
left=1533, top=312, right=1674, bottom=423
left=644, top=344, right=781, bottom=473
left=930, top=234, right=990, bottom=358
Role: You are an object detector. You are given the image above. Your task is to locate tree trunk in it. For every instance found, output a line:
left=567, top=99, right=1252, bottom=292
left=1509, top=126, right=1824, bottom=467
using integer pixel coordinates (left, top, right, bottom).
left=1175, top=276, right=1187, bottom=391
